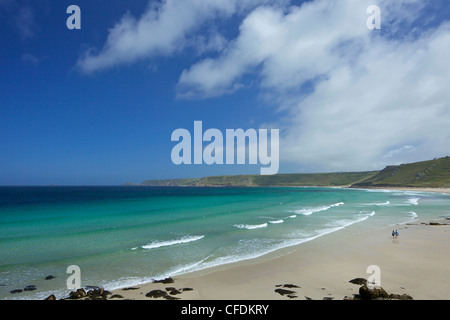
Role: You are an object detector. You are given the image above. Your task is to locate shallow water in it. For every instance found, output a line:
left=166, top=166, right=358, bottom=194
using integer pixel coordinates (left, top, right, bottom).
left=1, top=186, right=449, bottom=299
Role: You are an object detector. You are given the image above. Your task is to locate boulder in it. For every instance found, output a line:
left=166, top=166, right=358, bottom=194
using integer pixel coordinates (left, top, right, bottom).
left=145, top=289, right=180, bottom=300
left=359, top=285, right=389, bottom=300
left=146, top=289, right=170, bottom=299
left=68, top=288, right=87, bottom=299
left=167, top=288, right=182, bottom=295
left=24, top=285, right=37, bottom=291
left=10, top=289, right=23, bottom=294
left=275, top=288, right=297, bottom=296
left=276, top=283, right=300, bottom=288
left=389, top=293, right=413, bottom=300
left=349, top=278, right=367, bottom=286
left=45, top=294, right=56, bottom=300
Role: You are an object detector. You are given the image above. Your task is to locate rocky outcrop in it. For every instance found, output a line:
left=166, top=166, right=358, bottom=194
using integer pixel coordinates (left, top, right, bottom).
left=359, top=285, right=389, bottom=300
left=145, top=289, right=180, bottom=300
left=68, top=288, right=87, bottom=299
left=388, top=293, right=414, bottom=300
left=348, top=278, right=414, bottom=300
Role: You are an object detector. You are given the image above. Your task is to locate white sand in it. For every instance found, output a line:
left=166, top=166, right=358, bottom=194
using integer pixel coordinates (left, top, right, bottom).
left=110, top=217, right=450, bottom=300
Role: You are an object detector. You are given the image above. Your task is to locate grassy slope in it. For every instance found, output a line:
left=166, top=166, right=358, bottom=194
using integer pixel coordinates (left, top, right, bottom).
left=141, top=157, right=450, bottom=188
left=352, top=156, right=450, bottom=188
left=141, top=171, right=378, bottom=187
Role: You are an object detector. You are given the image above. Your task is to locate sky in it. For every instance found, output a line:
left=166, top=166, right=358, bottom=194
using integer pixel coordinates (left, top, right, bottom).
left=0, top=0, right=449, bottom=185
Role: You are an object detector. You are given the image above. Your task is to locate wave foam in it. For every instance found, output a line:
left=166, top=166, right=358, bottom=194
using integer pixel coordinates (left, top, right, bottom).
left=408, top=211, right=418, bottom=219
left=269, top=220, right=284, bottom=224
left=292, top=202, right=344, bottom=216
left=141, top=235, right=205, bottom=250
left=407, top=198, right=420, bottom=205
left=363, top=201, right=390, bottom=206
left=234, top=223, right=268, bottom=230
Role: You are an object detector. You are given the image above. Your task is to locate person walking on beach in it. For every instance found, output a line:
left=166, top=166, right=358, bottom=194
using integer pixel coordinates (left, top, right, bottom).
left=395, top=230, right=399, bottom=238
left=392, top=230, right=395, bottom=238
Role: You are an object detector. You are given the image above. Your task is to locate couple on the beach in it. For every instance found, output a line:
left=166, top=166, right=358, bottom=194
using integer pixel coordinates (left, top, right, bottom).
left=392, top=230, right=399, bottom=238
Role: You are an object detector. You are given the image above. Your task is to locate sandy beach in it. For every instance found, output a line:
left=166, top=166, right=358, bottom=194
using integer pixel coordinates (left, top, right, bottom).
left=109, top=215, right=450, bottom=300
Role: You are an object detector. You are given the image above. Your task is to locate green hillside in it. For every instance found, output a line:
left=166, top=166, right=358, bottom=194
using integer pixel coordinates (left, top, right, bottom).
left=141, top=171, right=378, bottom=187
left=140, top=157, right=450, bottom=188
left=351, top=156, right=450, bottom=188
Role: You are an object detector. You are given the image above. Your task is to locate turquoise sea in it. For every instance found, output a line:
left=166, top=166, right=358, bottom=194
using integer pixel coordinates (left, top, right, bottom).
left=1, top=186, right=449, bottom=300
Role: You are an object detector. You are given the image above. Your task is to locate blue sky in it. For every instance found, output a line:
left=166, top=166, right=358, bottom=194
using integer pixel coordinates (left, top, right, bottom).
left=1, top=0, right=449, bottom=185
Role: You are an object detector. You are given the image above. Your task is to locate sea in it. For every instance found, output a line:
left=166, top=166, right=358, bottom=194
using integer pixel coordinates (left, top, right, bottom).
left=1, top=186, right=449, bottom=300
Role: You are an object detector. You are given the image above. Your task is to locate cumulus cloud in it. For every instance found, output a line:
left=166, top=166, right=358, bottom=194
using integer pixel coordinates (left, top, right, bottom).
left=176, top=0, right=450, bottom=171
left=77, top=0, right=450, bottom=171
left=77, top=0, right=281, bottom=73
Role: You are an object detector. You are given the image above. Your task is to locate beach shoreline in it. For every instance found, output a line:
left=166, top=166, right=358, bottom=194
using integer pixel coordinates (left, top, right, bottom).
left=109, top=215, right=450, bottom=300
left=346, top=186, right=450, bottom=195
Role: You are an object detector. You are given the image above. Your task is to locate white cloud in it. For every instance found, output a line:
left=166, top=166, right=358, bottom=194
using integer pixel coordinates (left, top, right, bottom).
left=77, top=0, right=281, bottom=73
left=176, top=0, right=450, bottom=171
left=77, top=0, right=450, bottom=172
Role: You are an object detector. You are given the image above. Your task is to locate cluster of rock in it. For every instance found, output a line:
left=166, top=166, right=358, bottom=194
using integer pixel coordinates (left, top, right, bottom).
left=345, top=278, right=413, bottom=300
left=10, top=275, right=56, bottom=295
left=43, top=286, right=124, bottom=300
left=274, top=284, right=301, bottom=299
left=141, top=277, right=193, bottom=300
left=10, top=285, right=37, bottom=294
left=63, top=286, right=114, bottom=300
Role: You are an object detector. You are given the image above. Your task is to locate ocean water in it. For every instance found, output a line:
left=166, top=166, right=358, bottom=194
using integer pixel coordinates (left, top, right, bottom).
left=0, top=186, right=449, bottom=300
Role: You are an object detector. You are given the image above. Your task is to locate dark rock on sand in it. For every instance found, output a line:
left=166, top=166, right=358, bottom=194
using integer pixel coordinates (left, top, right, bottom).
left=122, top=287, right=139, bottom=291
left=389, top=293, right=413, bottom=300
left=87, top=287, right=111, bottom=300
left=349, top=278, right=367, bottom=286
left=323, top=297, right=334, bottom=300
left=145, top=289, right=179, bottom=300
left=146, top=289, right=170, bottom=299
left=10, top=289, right=23, bottom=294
left=359, top=285, right=389, bottom=300
left=109, top=294, right=124, bottom=299
left=68, top=288, right=87, bottom=299
left=429, top=222, right=448, bottom=226
left=87, top=287, right=104, bottom=296
left=45, top=275, right=56, bottom=280
left=24, top=285, right=37, bottom=291
left=166, top=288, right=182, bottom=295
left=45, top=294, right=56, bottom=300
left=182, top=287, right=193, bottom=291
left=275, top=288, right=297, bottom=296
left=281, top=284, right=300, bottom=288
